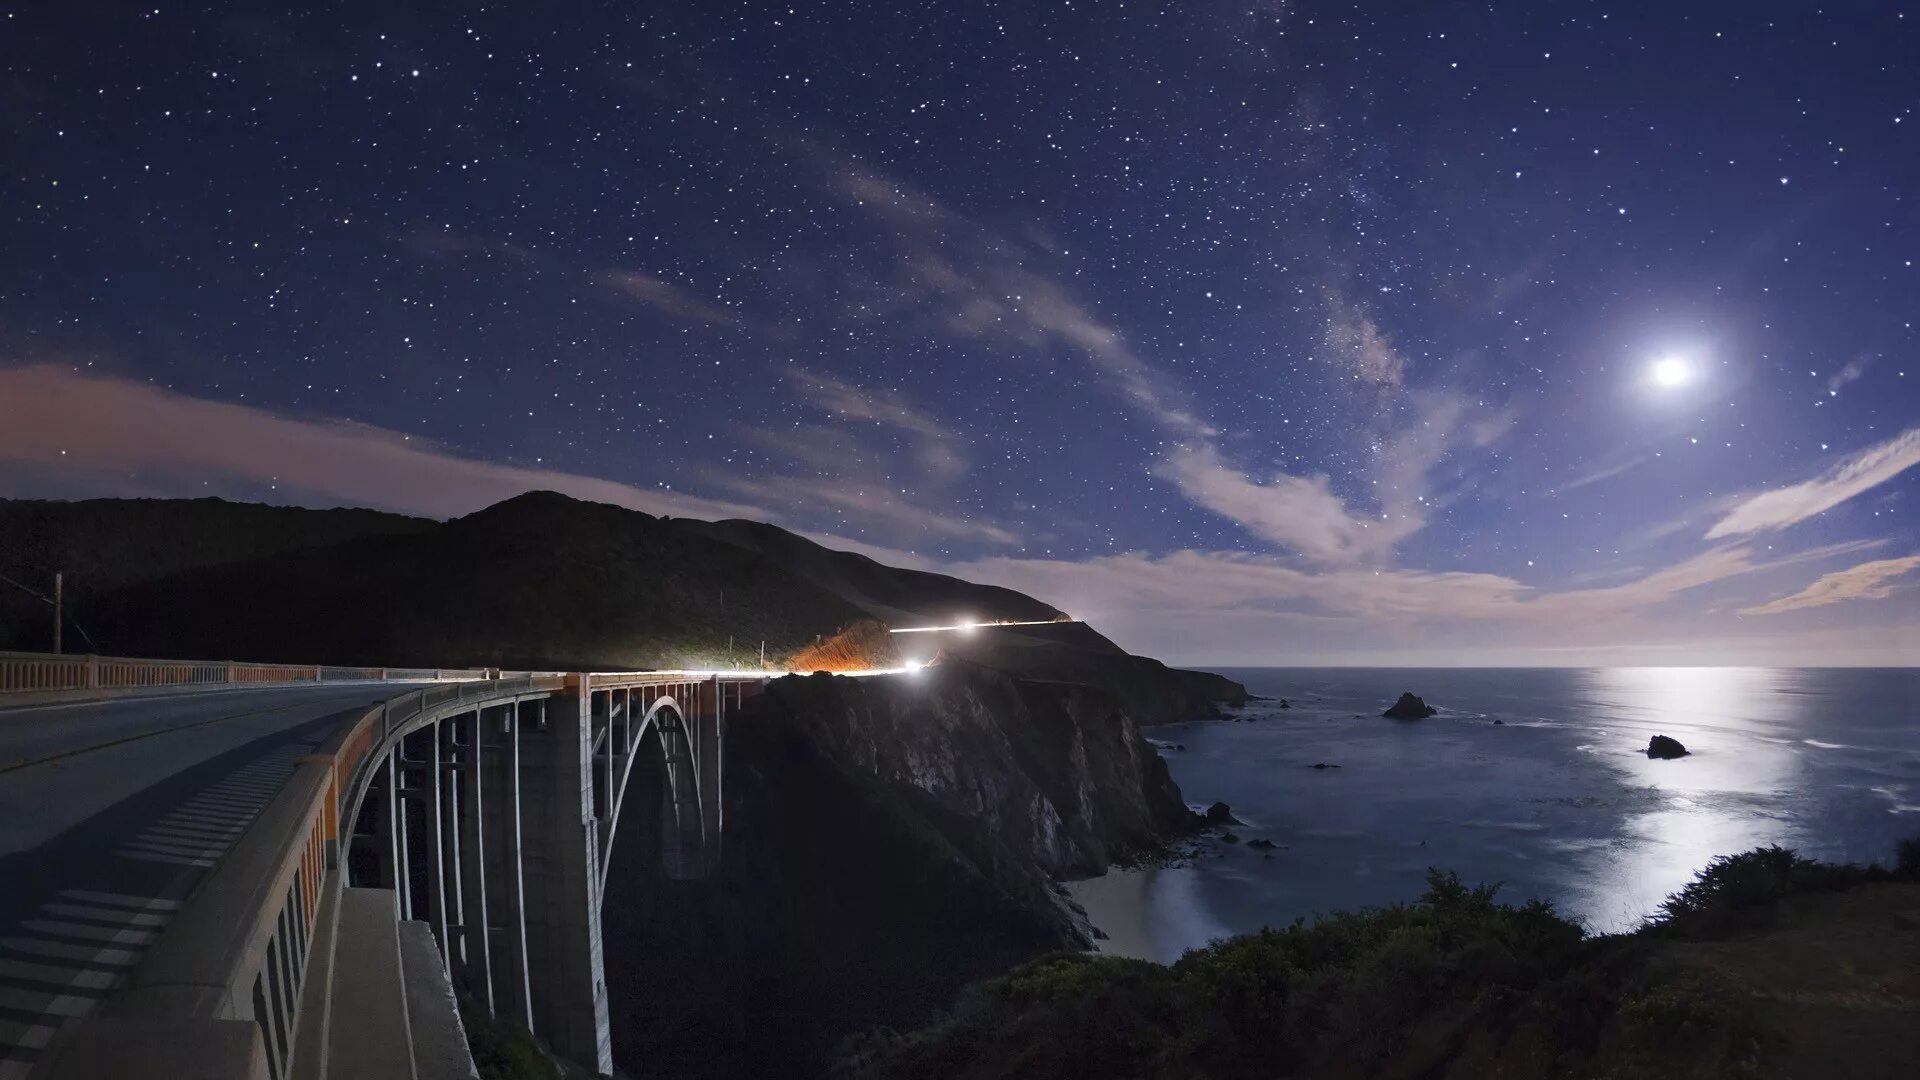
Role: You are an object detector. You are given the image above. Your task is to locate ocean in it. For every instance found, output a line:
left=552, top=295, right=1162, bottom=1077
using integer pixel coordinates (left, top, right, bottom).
left=1071, top=667, right=1920, bottom=962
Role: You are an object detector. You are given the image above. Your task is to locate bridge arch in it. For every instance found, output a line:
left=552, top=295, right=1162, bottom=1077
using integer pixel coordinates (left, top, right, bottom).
left=593, top=692, right=709, bottom=894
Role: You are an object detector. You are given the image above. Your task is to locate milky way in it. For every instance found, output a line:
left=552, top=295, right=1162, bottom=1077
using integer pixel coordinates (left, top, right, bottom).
left=2, top=2, right=1915, bottom=664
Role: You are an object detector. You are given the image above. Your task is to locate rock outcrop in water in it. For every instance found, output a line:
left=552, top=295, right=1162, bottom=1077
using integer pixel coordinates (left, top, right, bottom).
left=1383, top=691, right=1439, bottom=719
left=602, top=661, right=1202, bottom=1079
left=1646, top=734, right=1690, bottom=759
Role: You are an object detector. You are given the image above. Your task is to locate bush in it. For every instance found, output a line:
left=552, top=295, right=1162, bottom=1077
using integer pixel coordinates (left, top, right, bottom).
left=1651, top=845, right=1886, bottom=937
left=836, top=868, right=1588, bottom=1079
left=461, top=1001, right=561, bottom=1080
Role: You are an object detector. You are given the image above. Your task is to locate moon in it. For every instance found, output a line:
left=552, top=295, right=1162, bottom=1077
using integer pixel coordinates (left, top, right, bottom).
left=1650, top=356, right=1693, bottom=388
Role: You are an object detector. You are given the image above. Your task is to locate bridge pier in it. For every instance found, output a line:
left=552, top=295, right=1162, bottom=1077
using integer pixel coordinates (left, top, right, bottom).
left=454, top=709, right=493, bottom=1014
left=517, top=679, right=613, bottom=1074
left=479, top=701, right=533, bottom=1029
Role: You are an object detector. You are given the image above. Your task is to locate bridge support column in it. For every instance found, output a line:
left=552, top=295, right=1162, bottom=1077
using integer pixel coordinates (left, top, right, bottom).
left=696, top=678, right=725, bottom=875
left=481, top=701, right=533, bottom=1029
left=457, top=708, right=494, bottom=1014
left=518, top=679, right=613, bottom=1074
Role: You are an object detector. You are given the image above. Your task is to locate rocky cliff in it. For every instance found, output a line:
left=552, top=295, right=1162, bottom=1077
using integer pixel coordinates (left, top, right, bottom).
left=601, top=662, right=1199, bottom=1079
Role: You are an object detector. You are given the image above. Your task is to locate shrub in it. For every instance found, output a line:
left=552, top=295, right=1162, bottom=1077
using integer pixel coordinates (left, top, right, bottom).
left=1651, top=845, right=1885, bottom=937
left=1897, top=835, right=1920, bottom=877
left=461, top=1001, right=561, bottom=1080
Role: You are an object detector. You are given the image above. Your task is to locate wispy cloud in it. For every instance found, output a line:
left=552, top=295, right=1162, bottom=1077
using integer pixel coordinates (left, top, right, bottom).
left=704, top=366, right=1016, bottom=546
left=783, top=368, right=963, bottom=480
left=1706, top=427, right=1920, bottom=539
left=404, top=226, right=740, bottom=327
left=955, top=540, right=1877, bottom=630
left=1158, top=446, right=1417, bottom=564
left=601, top=270, right=737, bottom=325
left=1739, top=554, right=1920, bottom=616
left=0, top=364, right=761, bottom=521
left=1556, top=452, right=1651, bottom=493
left=1158, top=391, right=1508, bottom=564
left=1827, top=354, right=1874, bottom=395
left=824, top=159, right=1215, bottom=438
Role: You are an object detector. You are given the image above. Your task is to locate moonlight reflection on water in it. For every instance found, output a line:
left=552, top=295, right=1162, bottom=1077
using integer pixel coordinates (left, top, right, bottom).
left=1076, top=667, right=1920, bottom=962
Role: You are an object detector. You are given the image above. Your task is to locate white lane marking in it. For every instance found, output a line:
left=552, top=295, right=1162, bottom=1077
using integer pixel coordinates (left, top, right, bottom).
left=0, top=959, right=115, bottom=993
left=122, top=838, right=225, bottom=858
left=0, top=1019, right=55, bottom=1050
left=0, top=939, right=138, bottom=966
left=0, top=986, right=88, bottom=1018
left=19, top=922, right=155, bottom=947
left=144, top=824, right=245, bottom=841
left=37, top=905, right=167, bottom=929
left=118, top=851, right=215, bottom=868
left=57, top=891, right=180, bottom=911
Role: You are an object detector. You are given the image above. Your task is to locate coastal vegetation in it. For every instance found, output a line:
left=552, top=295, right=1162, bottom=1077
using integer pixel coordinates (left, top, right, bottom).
left=834, top=838, right=1920, bottom=1079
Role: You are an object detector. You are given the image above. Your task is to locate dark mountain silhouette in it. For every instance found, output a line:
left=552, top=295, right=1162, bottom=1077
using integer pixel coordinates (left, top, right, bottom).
left=0, top=492, right=1155, bottom=675
left=0, top=497, right=431, bottom=652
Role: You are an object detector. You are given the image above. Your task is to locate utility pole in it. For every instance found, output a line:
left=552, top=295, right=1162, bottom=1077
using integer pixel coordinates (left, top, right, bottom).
left=52, top=572, right=62, bottom=655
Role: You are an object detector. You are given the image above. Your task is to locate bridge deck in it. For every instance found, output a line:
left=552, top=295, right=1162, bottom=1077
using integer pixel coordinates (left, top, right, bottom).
left=0, top=685, right=422, bottom=1079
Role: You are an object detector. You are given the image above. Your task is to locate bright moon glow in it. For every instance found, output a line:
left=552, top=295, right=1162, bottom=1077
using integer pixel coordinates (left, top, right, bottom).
left=1651, top=356, right=1693, bottom=388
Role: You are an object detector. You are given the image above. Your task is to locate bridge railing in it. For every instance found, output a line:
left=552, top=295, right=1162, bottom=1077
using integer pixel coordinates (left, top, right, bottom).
left=76, top=673, right=566, bottom=1080
left=0, top=648, right=489, bottom=696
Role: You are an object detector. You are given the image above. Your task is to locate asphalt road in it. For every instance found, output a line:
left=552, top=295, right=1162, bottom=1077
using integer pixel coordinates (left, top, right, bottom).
left=0, top=683, right=421, bottom=1077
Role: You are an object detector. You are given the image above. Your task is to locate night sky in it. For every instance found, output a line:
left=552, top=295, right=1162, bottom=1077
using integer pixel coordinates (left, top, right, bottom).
left=2, top=2, right=1916, bottom=665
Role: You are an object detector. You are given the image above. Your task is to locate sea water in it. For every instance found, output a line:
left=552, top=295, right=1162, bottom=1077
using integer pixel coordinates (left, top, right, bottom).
left=1071, top=667, right=1920, bottom=962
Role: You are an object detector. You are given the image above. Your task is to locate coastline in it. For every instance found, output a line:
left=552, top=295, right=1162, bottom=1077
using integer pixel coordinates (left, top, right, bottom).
left=1064, top=666, right=1920, bottom=963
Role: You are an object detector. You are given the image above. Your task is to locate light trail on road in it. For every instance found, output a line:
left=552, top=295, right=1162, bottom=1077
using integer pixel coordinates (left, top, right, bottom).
left=887, top=618, right=1071, bottom=634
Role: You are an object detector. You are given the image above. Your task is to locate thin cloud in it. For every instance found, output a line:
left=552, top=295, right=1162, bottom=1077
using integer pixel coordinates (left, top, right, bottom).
left=824, top=158, right=1215, bottom=438
left=1557, top=452, right=1651, bottom=493
left=954, top=540, right=1877, bottom=629
left=0, top=364, right=762, bottom=522
left=1706, top=427, right=1920, bottom=539
left=602, top=270, right=737, bottom=325
left=1826, top=355, right=1873, bottom=395
left=1158, top=446, right=1417, bottom=564
left=1739, top=554, right=1920, bottom=616
left=784, top=367, right=963, bottom=480
left=705, top=368, right=1016, bottom=546
left=1159, top=391, right=1506, bottom=565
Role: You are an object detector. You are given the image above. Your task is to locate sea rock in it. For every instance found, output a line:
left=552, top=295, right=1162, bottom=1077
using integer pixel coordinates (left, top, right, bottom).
left=1247, top=838, right=1277, bottom=850
left=1309, top=762, right=1342, bottom=770
left=1221, top=831, right=1241, bottom=844
left=1646, top=734, right=1690, bottom=759
left=1203, top=801, right=1242, bottom=825
left=1382, top=692, right=1439, bottom=719
left=1278, top=698, right=1292, bottom=709
left=1493, top=719, right=1505, bottom=726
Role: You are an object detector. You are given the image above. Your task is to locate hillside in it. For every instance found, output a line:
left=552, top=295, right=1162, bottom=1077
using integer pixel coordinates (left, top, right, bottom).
left=675, top=517, right=1062, bottom=626
left=59, top=492, right=873, bottom=669
left=0, top=496, right=431, bottom=651
left=0, top=493, right=1239, bottom=696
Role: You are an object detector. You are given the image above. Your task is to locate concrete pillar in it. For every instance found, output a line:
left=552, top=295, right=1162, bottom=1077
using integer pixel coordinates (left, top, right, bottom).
left=457, top=709, right=493, bottom=1015
left=516, top=678, right=612, bottom=1074
left=440, top=720, right=466, bottom=974
left=698, top=679, right=725, bottom=875
left=481, top=702, right=533, bottom=1029
left=425, top=722, right=450, bottom=971
left=387, top=747, right=412, bottom=920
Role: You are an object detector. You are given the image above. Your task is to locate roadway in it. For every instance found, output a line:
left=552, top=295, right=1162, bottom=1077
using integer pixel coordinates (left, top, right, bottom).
left=0, top=683, right=421, bottom=1078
